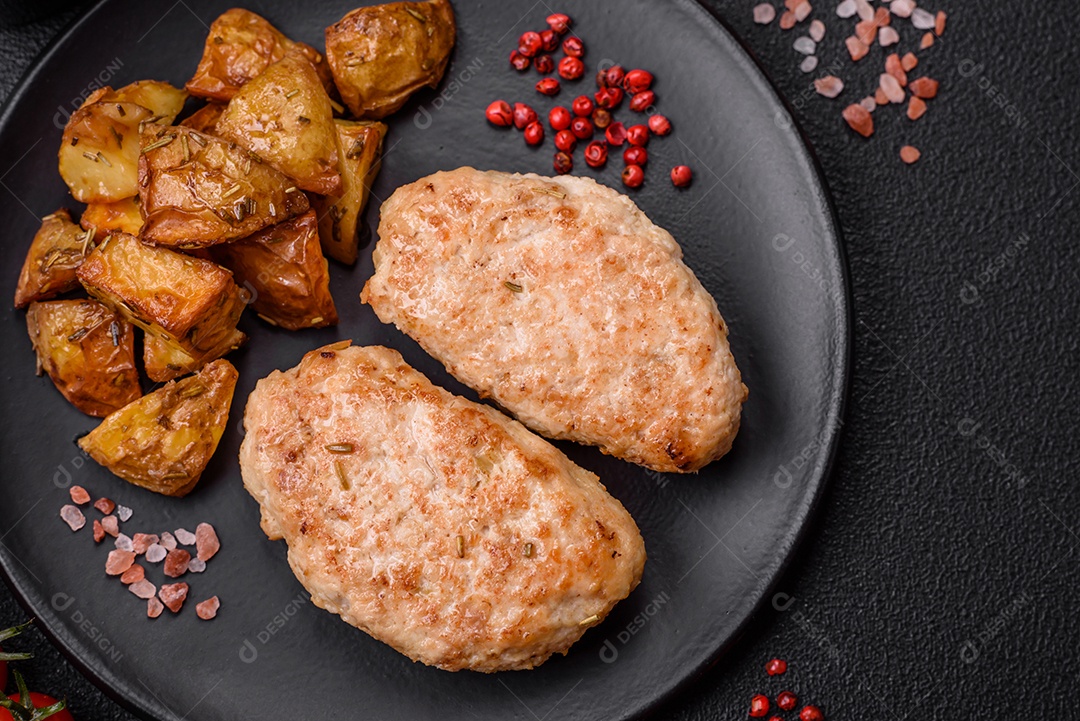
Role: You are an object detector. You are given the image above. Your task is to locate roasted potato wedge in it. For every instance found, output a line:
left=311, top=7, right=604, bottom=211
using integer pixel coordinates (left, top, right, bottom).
left=58, top=101, right=154, bottom=203
left=138, top=124, right=310, bottom=247
left=314, top=120, right=386, bottom=264
left=144, top=329, right=245, bottom=383
left=76, top=233, right=246, bottom=359
left=26, top=300, right=140, bottom=417
left=211, top=209, right=337, bottom=330
left=186, top=8, right=336, bottom=103
left=14, top=210, right=93, bottom=308
left=216, top=51, right=341, bottom=195
left=81, top=196, right=143, bottom=242
left=78, top=359, right=238, bottom=497
left=101, top=80, right=188, bottom=124
left=179, top=102, right=225, bottom=134
left=325, top=0, right=456, bottom=119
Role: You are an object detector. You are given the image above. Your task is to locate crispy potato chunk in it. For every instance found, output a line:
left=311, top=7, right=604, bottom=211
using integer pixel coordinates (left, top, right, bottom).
left=78, top=359, right=238, bottom=496
left=211, top=209, right=337, bottom=330
left=138, top=124, right=310, bottom=247
left=216, top=51, right=341, bottom=195
left=314, top=120, right=386, bottom=264
left=102, top=80, right=188, bottom=123
left=14, top=210, right=92, bottom=308
left=58, top=101, right=154, bottom=203
left=179, top=103, right=225, bottom=134
left=81, top=197, right=143, bottom=242
left=186, top=8, right=335, bottom=102
left=26, top=300, right=140, bottom=417
left=76, top=233, right=245, bottom=359
left=144, top=329, right=245, bottom=383
left=325, top=0, right=456, bottom=119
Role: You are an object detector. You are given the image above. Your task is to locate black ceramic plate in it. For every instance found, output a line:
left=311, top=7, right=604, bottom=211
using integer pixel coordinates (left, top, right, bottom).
left=0, top=1, right=849, bottom=719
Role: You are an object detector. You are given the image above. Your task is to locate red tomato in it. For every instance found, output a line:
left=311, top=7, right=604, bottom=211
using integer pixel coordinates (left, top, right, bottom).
left=0, top=692, right=73, bottom=721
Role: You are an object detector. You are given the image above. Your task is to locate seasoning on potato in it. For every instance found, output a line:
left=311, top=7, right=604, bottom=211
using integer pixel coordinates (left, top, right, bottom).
left=58, top=100, right=154, bottom=203
left=186, top=8, right=336, bottom=103
left=216, top=50, right=341, bottom=195
left=137, top=124, right=310, bottom=247
left=325, top=0, right=456, bottom=120
left=178, top=103, right=224, bottom=135
left=143, top=332, right=243, bottom=384
left=26, top=299, right=141, bottom=417
left=76, top=233, right=246, bottom=360
left=78, top=359, right=239, bottom=497
left=210, top=209, right=338, bottom=330
left=314, top=120, right=387, bottom=265
left=14, top=209, right=91, bottom=308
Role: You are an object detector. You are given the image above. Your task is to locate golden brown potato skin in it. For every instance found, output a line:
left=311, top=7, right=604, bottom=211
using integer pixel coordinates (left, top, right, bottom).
left=14, top=210, right=90, bottom=308
left=80, top=197, right=143, bottom=242
left=144, top=330, right=246, bottom=383
left=179, top=103, right=225, bottom=135
left=137, top=124, right=310, bottom=247
left=325, top=0, right=456, bottom=119
left=26, top=300, right=141, bottom=417
left=210, top=209, right=337, bottom=331
left=58, top=101, right=153, bottom=203
left=102, top=80, right=188, bottom=123
left=79, top=359, right=238, bottom=496
left=186, top=8, right=335, bottom=103
left=314, top=120, right=386, bottom=265
left=216, top=51, right=341, bottom=195
left=77, top=233, right=245, bottom=360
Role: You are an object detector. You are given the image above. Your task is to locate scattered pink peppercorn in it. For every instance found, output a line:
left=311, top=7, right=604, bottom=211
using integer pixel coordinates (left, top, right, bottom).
left=523, top=121, right=544, bottom=146
left=584, top=141, right=608, bottom=168
left=485, top=100, right=513, bottom=127
left=622, top=164, right=644, bottom=188
left=799, top=706, right=824, bottom=721
left=509, top=50, right=530, bottom=71
left=513, top=102, right=537, bottom=130
left=749, top=695, right=770, bottom=718
left=623, top=146, right=648, bottom=166
left=559, top=56, right=585, bottom=80
left=777, top=691, right=797, bottom=712
left=539, top=29, right=559, bottom=52
left=562, top=36, right=584, bottom=58
left=518, top=31, right=542, bottom=58
left=605, top=122, right=627, bottom=146
left=626, top=124, right=650, bottom=146
left=547, top=13, right=571, bottom=34
left=553, top=151, right=573, bottom=174
left=534, top=54, right=555, bottom=74
left=630, top=90, right=656, bottom=112
left=536, top=78, right=561, bottom=96
left=670, top=165, right=693, bottom=187
left=554, top=129, right=577, bottom=152
left=648, top=114, right=672, bottom=135
left=623, top=68, right=653, bottom=93
left=766, top=659, right=787, bottom=676
left=571, top=95, right=594, bottom=117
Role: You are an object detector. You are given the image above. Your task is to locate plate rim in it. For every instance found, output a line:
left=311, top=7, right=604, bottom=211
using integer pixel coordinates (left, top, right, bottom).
left=0, top=1, right=852, bottom=719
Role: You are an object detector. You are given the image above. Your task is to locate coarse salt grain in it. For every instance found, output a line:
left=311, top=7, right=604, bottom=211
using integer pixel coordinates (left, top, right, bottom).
left=880, top=73, right=905, bottom=103
left=129, top=579, right=156, bottom=600
left=147, top=597, right=164, bottom=619
left=921, top=32, right=935, bottom=49
left=809, top=19, right=826, bottom=42
left=837, top=0, right=856, bottom=18
left=93, top=498, right=115, bottom=515
left=900, top=145, right=921, bottom=164
left=186, top=558, right=207, bottom=573
left=908, top=95, right=928, bottom=120
left=132, top=533, right=158, bottom=554
left=885, top=53, right=908, bottom=86
left=161, top=532, right=177, bottom=551
left=855, top=0, right=874, bottom=22
left=164, top=549, right=191, bottom=578
left=846, top=36, right=870, bottom=61
left=160, top=582, right=189, bottom=613
left=69, top=486, right=91, bottom=505
left=800, top=55, right=819, bottom=73
left=93, top=519, right=105, bottom=543
left=116, top=505, right=133, bottom=522
left=911, top=8, right=935, bottom=29
left=860, top=96, right=877, bottom=112
left=779, top=10, right=796, bottom=30
left=753, top=3, right=776, bottom=24
left=114, top=533, right=133, bottom=552
left=879, top=26, right=900, bottom=46
left=196, top=596, right=220, bottom=621
left=60, top=505, right=85, bottom=532
left=814, top=76, right=845, bottom=98
left=101, top=515, right=119, bottom=537
left=910, top=76, right=939, bottom=99
left=842, top=103, right=874, bottom=137
left=855, top=19, right=877, bottom=44
left=901, top=52, right=918, bottom=72
left=794, top=36, right=816, bottom=54
left=120, top=564, right=145, bottom=585
left=935, top=11, right=947, bottom=36
left=196, top=523, right=220, bottom=562
left=793, top=1, right=812, bottom=22
left=105, top=550, right=135, bottom=576
left=890, top=0, right=913, bottom=18
left=146, top=544, right=167, bottom=563
left=175, top=528, right=196, bottom=546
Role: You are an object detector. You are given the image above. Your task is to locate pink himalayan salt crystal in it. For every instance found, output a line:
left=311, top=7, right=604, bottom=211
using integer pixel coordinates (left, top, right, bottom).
left=880, top=73, right=906, bottom=103
left=60, top=505, right=85, bottom=532
left=814, top=76, right=845, bottom=98
left=809, top=19, right=826, bottom=42
left=69, top=486, right=90, bottom=505
left=753, top=3, right=776, bottom=24
left=196, top=596, right=220, bottom=620
left=147, top=597, right=164, bottom=618
left=196, top=523, right=220, bottom=562
left=879, top=26, right=900, bottom=46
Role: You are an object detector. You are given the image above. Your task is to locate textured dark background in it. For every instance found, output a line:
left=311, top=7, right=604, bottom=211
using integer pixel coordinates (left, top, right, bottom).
left=1, top=1, right=1077, bottom=719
